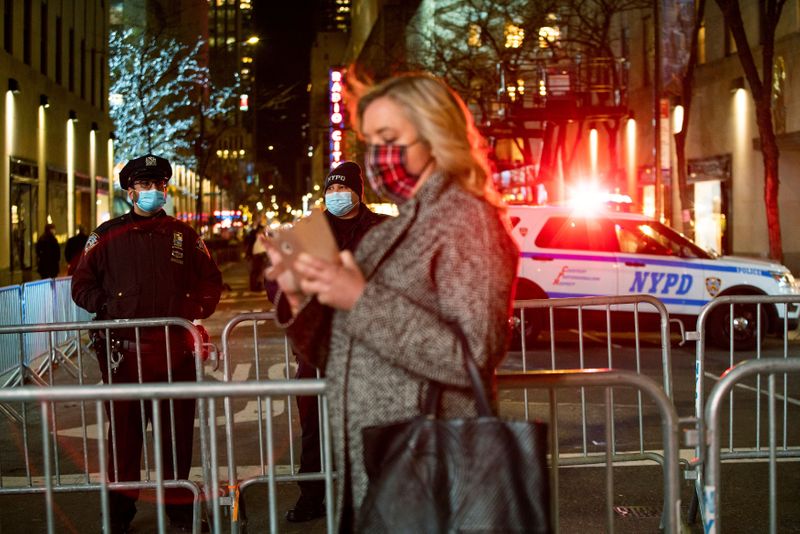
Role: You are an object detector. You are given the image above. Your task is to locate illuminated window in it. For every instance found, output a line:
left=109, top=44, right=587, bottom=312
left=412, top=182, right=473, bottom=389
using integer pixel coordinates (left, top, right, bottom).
left=468, top=24, right=481, bottom=47
left=242, top=56, right=253, bottom=63
left=504, top=23, right=524, bottom=48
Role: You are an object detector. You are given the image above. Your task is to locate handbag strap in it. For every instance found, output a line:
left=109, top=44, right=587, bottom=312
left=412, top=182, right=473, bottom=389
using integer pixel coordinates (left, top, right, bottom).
left=423, top=326, right=493, bottom=418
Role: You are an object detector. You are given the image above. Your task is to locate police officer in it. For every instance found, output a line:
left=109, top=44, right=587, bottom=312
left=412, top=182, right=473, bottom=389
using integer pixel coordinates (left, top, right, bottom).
left=72, top=154, right=222, bottom=533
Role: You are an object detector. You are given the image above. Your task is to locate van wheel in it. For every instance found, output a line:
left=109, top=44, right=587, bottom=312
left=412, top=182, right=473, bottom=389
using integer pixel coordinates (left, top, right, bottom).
left=708, top=302, right=767, bottom=351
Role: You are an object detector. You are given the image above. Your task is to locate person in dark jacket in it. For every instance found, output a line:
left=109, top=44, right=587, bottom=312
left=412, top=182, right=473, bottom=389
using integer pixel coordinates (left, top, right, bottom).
left=64, top=225, right=89, bottom=275
left=35, top=223, right=60, bottom=279
left=72, top=154, right=222, bottom=533
left=285, top=161, right=387, bottom=523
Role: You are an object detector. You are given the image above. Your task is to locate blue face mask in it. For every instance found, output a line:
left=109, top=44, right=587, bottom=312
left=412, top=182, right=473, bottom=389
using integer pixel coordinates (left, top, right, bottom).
left=325, top=191, right=358, bottom=217
left=135, top=189, right=167, bottom=213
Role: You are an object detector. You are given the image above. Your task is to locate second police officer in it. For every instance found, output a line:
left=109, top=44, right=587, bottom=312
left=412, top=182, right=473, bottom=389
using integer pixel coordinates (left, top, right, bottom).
left=72, top=154, right=223, bottom=533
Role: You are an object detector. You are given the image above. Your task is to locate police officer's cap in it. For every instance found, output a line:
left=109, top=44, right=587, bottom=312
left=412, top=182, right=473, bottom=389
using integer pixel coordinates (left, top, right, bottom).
left=119, top=154, right=173, bottom=189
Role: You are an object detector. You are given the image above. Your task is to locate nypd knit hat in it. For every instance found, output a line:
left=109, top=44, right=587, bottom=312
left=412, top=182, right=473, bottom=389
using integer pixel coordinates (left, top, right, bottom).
left=324, top=161, right=363, bottom=199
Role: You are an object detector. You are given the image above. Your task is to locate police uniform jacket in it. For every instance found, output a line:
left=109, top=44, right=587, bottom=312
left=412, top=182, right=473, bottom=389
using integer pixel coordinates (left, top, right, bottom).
left=276, top=172, right=519, bottom=529
left=72, top=209, right=222, bottom=342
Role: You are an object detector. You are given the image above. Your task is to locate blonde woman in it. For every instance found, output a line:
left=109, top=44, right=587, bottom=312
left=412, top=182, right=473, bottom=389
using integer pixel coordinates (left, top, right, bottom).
left=268, top=73, right=519, bottom=531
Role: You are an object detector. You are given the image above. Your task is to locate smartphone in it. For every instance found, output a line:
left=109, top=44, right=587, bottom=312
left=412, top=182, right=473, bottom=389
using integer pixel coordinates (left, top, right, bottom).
left=269, top=208, right=339, bottom=268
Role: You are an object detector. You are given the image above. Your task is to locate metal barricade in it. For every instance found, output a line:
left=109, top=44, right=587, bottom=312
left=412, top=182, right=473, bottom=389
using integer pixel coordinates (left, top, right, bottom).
left=52, top=277, right=94, bottom=334
left=0, top=318, right=213, bottom=533
left=703, top=357, right=800, bottom=534
left=497, top=368, right=684, bottom=533
left=0, top=285, right=23, bottom=376
left=0, top=306, right=686, bottom=533
left=0, top=379, right=333, bottom=534
left=20, top=279, right=56, bottom=370
left=513, top=296, right=674, bottom=466
left=690, top=295, right=800, bottom=527
left=219, top=311, right=333, bottom=533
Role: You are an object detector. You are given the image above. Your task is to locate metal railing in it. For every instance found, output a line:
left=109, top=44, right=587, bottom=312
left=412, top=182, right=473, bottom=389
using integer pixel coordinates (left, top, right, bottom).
left=497, top=368, right=683, bottom=533
left=0, top=366, right=683, bottom=533
left=0, top=277, right=92, bottom=380
left=703, top=357, right=800, bottom=534
left=220, top=311, right=334, bottom=533
left=0, top=379, right=332, bottom=534
left=513, top=296, right=674, bottom=468
left=690, top=295, right=800, bottom=527
left=0, top=318, right=212, bottom=533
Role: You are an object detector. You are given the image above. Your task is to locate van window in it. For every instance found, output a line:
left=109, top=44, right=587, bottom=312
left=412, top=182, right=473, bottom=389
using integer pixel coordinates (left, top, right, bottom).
left=614, top=219, right=714, bottom=258
left=535, top=217, right=619, bottom=252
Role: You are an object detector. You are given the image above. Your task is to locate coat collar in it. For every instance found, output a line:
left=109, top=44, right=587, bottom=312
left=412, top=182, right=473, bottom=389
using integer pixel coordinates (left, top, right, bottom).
left=358, top=172, right=449, bottom=280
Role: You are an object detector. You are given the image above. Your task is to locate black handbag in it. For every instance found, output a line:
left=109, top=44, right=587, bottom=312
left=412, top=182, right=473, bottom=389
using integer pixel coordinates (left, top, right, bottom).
left=358, top=332, right=551, bottom=533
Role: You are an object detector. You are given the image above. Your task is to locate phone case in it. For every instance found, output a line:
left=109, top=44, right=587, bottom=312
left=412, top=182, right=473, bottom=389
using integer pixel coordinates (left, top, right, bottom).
left=272, top=208, right=339, bottom=267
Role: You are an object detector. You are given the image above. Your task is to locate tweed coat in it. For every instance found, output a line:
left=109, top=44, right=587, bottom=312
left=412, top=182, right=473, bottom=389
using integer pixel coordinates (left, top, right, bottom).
left=278, top=171, right=519, bottom=530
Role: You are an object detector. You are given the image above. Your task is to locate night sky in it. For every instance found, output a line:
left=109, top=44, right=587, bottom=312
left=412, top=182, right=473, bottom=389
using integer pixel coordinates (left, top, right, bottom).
left=252, top=1, right=319, bottom=197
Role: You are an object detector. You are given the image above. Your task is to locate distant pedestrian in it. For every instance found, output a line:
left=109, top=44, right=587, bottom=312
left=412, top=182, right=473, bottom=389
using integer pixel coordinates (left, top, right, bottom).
left=35, top=223, right=60, bottom=279
left=246, top=223, right=267, bottom=291
left=65, top=225, right=89, bottom=275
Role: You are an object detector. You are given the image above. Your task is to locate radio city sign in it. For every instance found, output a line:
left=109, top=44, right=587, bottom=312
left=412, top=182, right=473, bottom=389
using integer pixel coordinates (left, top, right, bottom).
left=329, top=68, right=345, bottom=168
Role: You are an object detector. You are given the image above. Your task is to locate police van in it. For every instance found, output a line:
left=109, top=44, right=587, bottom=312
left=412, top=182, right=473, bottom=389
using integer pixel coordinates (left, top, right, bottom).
left=508, top=204, right=800, bottom=349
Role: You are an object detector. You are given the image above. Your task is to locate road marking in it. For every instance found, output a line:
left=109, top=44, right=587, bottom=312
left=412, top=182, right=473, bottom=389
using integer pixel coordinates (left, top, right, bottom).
left=704, top=371, right=800, bottom=406
left=568, top=329, right=623, bottom=349
left=205, top=363, right=252, bottom=382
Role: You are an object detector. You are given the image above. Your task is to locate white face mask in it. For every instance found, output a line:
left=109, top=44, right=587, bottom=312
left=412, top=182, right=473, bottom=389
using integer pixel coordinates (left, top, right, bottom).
left=134, top=189, right=167, bottom=212
left=325, top=191, right=358, bottom=216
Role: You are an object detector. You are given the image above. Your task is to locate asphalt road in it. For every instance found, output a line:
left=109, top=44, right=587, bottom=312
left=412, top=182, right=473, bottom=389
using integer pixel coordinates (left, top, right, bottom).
left=1, top=259, right=798, bottom=532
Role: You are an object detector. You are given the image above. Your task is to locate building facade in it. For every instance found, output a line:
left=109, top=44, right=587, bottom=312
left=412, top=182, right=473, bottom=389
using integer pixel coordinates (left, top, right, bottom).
left=1, top=0, right=113, bottom=285
left=209, top=0, right=256, bottom=216
left=674, top=2, right=800, bottom=271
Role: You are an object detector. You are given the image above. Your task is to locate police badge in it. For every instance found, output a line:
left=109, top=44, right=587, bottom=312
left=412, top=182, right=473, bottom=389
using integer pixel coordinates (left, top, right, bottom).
left=171, top=232, right=184, bottom=264
left=705, top=277, right=722, bottom=297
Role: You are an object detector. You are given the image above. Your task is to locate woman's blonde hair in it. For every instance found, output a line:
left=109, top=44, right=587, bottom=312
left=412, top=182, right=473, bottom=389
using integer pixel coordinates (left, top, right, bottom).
left=356, top=73, right=500, bottom=205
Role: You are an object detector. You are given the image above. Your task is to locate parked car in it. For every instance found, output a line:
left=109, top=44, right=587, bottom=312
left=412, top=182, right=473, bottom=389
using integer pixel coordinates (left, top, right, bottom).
left=508, top=204, right=800, bottom=350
